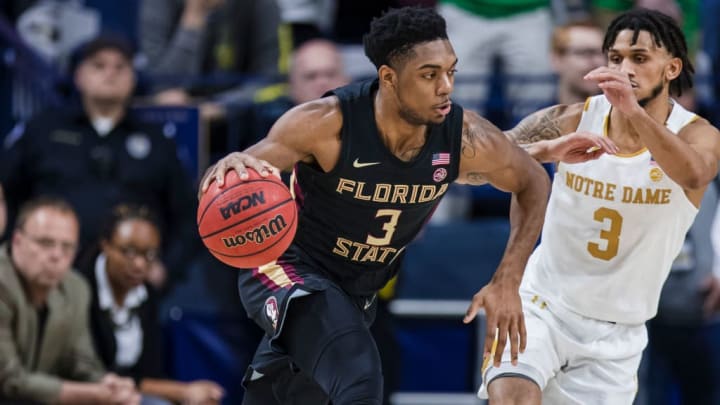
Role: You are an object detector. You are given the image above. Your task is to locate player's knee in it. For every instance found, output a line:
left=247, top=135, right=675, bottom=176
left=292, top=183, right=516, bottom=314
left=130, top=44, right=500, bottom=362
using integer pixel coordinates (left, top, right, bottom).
left=314, top=328, right=383, bottom=405
left=487, top=375, right=542, bottom=405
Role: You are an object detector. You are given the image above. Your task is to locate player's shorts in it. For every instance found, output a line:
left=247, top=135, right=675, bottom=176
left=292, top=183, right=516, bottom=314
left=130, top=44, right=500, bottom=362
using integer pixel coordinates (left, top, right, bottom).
left=237, top=244, right=378, bottom=386
left=478, top=288, right=647, bottom=405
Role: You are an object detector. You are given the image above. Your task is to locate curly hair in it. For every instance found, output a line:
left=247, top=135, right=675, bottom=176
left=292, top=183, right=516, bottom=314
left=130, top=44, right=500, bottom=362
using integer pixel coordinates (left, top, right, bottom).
left=363, top=6, right=448, bottom=70
left=603, top=8, right=693, bottom=96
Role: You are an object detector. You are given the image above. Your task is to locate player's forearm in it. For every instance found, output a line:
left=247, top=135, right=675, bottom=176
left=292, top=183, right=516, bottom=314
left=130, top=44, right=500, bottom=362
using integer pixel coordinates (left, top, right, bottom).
left=493, top=163, right=550, bottom=283
left=627, top=108, right=709, bottom=188
left=515, top=141, right=554, bottom=163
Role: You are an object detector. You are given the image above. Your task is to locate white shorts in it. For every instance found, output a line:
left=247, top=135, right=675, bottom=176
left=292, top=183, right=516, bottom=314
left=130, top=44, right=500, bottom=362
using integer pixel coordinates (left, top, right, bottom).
left=478, top=289, right=647, bottom=405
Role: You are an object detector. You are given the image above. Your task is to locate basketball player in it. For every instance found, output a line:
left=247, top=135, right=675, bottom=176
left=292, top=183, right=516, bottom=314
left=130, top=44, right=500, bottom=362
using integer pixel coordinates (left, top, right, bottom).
left=467, top=9, right=720, bottom=404
left=199, top=7, right=614, bottom=404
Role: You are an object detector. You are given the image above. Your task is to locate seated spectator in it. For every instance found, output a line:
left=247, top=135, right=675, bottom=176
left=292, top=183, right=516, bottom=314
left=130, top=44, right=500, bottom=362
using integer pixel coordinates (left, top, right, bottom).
left=0, top=196, right=139, bottom=404
left=140, top=0, right=284, bottom=110
left=80, top=204, right=224, bottom=405
left=236, top=38, right=350, bottom=151
left=0, top=34, right=199, bottom=290
left=550, top=21, right=605, bottom=105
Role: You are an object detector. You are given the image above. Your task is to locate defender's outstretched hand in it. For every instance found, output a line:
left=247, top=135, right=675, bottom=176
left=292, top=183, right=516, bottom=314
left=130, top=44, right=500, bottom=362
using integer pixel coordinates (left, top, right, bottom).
left=545, top=131, right=619, bottom=163
left=199, top=152, right=280, bottom=199
left=464, top=279, right=526, bottom=368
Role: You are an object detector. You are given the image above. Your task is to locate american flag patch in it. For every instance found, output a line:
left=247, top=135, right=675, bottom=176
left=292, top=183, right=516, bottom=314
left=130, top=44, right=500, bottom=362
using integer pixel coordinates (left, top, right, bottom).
left=649, top=155, right=658, bottom=166
left=432, top=152, right=450, bottom=166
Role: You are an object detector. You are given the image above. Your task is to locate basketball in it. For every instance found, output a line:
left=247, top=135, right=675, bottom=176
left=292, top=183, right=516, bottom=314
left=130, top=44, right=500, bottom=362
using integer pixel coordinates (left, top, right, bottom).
left=197, top=169, right=298, bottom=268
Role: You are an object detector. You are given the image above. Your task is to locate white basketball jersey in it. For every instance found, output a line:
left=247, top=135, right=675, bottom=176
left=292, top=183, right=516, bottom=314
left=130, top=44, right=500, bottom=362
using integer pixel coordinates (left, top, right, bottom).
left=522, top=95, right=699, bottom=324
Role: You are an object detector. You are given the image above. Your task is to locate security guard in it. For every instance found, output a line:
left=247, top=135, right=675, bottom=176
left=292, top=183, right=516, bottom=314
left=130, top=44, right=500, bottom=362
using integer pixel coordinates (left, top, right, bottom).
left=0, top=35, right=198, bottom=288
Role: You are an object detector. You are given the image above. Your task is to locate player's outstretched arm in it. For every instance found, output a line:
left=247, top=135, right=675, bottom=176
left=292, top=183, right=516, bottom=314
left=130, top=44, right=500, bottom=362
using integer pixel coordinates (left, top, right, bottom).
left=199, top=97, right=343, bottom=195
left=585, top=67, right=720, bottom=200
left=504, top=103, right=617, bottom=163
left=458, top=110, right=550, bottom=368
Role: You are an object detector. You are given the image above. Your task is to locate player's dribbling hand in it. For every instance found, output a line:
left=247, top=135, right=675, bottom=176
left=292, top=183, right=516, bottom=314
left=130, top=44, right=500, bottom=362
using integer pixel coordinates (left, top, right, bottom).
left=584, top=67, right=643, bottom=117
left=545, top=131, right=618, bottom=163
left=464, top=277, right=526, bottom=368
left=199, top=152, right=280, bottom=198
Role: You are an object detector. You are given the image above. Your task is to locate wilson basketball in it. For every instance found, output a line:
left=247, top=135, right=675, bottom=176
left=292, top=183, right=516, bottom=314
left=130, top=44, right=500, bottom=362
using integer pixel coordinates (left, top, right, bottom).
left=197, top=169, right=298, bottom=268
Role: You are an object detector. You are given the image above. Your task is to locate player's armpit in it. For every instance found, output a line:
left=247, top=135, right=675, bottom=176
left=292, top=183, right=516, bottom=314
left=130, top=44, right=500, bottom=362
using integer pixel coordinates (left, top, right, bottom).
left=503, top=103, right=584, bottom=145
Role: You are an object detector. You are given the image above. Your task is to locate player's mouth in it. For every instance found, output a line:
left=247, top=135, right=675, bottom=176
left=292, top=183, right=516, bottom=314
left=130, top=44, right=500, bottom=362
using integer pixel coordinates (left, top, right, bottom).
left=434, top=101, right=452, bottom=115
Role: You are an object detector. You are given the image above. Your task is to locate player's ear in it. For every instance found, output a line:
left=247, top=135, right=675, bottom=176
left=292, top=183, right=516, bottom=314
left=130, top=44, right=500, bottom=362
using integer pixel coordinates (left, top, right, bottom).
left=378, top=64, right=397, bottom=90
left=665, top=57, right=682, bottom=81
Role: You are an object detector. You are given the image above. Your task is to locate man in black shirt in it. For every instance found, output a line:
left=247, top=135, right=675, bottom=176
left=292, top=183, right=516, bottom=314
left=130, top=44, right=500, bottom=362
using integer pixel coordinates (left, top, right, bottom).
left=0, top=35, right=198, bottom=289
left=200, top=7, right=613, bottom=405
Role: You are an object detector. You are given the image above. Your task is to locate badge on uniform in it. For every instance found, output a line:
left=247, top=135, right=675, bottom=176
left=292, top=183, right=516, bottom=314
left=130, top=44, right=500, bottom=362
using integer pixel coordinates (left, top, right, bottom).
left=265, top=296, right=279, bottom=331
left=126, top=133, right=151, bottom=159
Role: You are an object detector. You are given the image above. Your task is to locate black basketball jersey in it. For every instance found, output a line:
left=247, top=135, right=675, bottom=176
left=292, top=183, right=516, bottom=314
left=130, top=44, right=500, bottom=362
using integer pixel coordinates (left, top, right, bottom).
left=291, top=79, right=464, bottom=296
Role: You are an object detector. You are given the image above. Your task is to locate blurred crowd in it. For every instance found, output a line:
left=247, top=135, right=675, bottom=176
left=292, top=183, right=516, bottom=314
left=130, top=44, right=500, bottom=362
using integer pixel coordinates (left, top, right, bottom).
left=0, top=0, right=719, bottom=404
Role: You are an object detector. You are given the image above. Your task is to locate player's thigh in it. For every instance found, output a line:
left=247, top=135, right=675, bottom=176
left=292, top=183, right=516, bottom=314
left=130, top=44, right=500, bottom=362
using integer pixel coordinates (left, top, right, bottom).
left=279, top=284, right=379, bottom=372
left=543, top=352, right=642, bottom=405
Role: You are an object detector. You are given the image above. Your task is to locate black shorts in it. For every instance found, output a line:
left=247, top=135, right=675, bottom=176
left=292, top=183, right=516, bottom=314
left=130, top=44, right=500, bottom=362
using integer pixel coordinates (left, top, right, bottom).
left=237, top=245, right=378, bottom=376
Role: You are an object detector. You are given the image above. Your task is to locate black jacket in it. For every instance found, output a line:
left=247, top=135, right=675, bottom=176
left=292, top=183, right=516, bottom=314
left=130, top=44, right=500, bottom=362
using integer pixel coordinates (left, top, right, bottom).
left=79, top=259, right=166, bottom=383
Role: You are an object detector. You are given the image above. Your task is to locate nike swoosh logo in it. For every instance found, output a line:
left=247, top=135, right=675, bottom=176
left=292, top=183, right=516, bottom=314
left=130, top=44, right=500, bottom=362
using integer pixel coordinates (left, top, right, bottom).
left=353, top=158, right=381, bottom=168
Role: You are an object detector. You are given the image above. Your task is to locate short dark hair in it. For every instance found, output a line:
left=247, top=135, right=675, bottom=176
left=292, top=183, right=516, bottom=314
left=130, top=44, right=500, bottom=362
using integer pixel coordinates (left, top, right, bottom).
left=363, top=7, right=448, bottom=70
left=603, top=8, right=693, bottom=96
left=14, top=196, right=78, bottom=231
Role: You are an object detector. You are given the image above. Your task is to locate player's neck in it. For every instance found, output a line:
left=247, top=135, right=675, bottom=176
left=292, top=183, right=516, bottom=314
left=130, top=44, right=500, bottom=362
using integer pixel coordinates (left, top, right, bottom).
left=374, top=91, right=429, bottom=159
left=608, top=95, right=673, bottom=145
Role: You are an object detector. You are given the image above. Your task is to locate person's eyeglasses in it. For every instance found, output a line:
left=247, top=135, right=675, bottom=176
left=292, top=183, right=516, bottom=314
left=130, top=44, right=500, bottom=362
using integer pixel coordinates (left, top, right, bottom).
left=19, top=230, right=77, bottom=256
left=109, top=244, right=159, bottom=263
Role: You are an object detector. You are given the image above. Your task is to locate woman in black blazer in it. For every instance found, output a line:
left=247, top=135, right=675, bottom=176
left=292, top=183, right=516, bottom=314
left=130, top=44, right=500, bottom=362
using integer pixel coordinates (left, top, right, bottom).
left=81, top=204, right=224, bottom=405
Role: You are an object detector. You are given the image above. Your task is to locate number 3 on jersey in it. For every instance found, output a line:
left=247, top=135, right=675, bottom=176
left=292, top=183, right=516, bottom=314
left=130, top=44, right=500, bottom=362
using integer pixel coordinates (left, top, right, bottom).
left=367, top=209, right=401, bottom=246
left=587, top=207, right=623, bottom=261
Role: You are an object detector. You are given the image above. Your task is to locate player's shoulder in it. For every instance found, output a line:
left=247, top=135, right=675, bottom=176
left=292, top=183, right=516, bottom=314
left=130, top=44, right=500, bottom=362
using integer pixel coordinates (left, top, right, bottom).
left=679, top=115, right=720, bottom=141
left=285, top=96, right=342, bottom=128
left=272, top=96, right=343, bottom=145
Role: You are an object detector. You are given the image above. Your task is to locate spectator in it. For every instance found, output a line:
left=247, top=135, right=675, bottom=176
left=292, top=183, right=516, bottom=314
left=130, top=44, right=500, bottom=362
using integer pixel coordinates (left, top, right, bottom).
left=140, top=0, right=284, bottom=105
left=0, top=196, right=139, bottom=404
left=0, top=34, right=199, bottom=291
left=550, top=21, right=605, bottom=105
left=238, top=38, right=350, bottom=151
left=80, top=204, right=225, bottom=405
left=437, top=0, right=555, bottom=121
